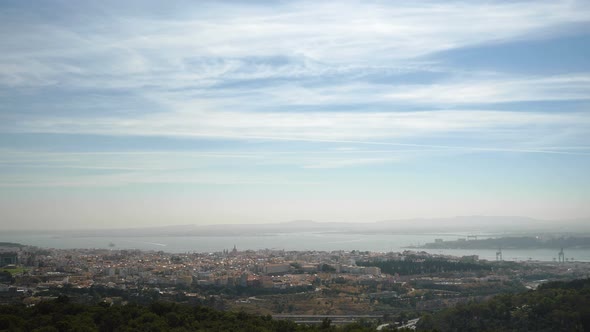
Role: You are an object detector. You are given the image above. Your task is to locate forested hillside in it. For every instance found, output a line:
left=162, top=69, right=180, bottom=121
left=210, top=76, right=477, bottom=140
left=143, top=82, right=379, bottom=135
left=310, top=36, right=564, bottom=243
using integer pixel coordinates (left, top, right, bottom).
left=0, top=297, right=378, bottom=332
left=357, top=257, right=492, bottom=275
left=417, top=278, right=590, bottom=331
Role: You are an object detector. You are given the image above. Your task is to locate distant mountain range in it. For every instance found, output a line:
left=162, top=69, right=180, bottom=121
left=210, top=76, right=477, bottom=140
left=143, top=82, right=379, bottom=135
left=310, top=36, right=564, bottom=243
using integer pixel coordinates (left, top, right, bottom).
left=16, top=216, right=590, bottom=238
left=417, top=236, right=590, bottom=249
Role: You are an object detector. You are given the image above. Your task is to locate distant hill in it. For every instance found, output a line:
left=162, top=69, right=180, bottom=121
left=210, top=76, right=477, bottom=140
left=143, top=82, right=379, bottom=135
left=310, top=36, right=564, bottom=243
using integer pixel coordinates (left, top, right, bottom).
left=418, top=236, right=590, bottom=249
left=18, top=215, right=590, bottom=237
left=0, top=242, right=24, bottom=248
left=377, top=215, right=590, bottom=234
left=417, top=278, right=590, bottom=331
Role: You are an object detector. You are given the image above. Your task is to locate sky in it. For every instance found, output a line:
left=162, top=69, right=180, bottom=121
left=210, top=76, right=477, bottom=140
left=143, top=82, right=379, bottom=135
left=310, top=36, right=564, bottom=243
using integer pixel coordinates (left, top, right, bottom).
left=1, top=0, right=590, bottom=230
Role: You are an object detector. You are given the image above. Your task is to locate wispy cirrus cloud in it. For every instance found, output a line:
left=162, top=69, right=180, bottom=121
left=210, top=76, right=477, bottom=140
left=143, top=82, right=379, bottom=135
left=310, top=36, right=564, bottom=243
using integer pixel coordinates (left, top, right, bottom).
left=385, top=74, right=590, bottom=105
left=1, top=1, right=590, bottom=225
left=2, top=1, right=589, bottom=151
left=9, top=109, right=588, bottom=145
left=1, top=1, right=589, bottom=88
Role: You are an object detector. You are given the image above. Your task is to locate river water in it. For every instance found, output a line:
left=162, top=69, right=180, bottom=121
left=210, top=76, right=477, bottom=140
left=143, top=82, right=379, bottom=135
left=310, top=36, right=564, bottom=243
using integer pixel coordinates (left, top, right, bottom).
left=2, top=232, right=589, bottom=262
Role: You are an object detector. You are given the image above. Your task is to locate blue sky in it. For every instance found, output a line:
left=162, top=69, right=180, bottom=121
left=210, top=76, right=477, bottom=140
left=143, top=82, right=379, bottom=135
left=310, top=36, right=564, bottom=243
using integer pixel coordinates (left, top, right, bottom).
left=1, top=0, right=589, bottom=229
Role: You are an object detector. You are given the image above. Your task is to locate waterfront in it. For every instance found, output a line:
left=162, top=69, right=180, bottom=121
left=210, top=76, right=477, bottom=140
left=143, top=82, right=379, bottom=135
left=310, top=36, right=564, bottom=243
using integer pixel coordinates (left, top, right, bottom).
left=2, top=231, right=589, bottom=262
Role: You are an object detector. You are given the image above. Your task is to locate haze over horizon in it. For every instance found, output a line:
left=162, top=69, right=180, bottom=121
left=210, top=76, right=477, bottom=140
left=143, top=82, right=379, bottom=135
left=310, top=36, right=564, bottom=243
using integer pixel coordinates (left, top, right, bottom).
left=4, top=215, right=589, bottom=233
left=1, top=1, right=590, bottom=230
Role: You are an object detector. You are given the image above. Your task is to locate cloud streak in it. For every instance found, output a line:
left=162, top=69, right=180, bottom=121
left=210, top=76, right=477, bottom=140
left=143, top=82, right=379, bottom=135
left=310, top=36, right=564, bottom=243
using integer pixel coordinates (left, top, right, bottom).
left=9, top=109, right=589, bottom=151
left=1, top=1, right=589, bottom=88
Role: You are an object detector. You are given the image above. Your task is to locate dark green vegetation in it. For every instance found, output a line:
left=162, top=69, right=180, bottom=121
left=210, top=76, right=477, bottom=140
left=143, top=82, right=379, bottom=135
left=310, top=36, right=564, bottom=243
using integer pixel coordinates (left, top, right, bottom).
left=0, top=243, right=24, bottom=248
left=0, top=266, right=27, bottom=276
left=417, top=278, right=590, bottom=331
left=0, top=271, right=14, bottom=284
left=358, top=257, right=491, bottom=275
left=0, top=297, right=379, bottom=332
left=419, top=236, right=590, bottom=249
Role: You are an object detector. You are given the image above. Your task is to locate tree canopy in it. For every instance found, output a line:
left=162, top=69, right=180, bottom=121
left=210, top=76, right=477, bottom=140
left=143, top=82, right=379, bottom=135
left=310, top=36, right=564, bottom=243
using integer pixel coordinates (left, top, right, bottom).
left=417, top=278, right=590, bottom=331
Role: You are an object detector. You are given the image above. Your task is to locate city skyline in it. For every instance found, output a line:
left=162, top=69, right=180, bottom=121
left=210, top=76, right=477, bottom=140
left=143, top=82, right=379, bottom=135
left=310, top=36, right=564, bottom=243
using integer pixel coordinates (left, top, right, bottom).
left=1, top=0, right=590, bottom=229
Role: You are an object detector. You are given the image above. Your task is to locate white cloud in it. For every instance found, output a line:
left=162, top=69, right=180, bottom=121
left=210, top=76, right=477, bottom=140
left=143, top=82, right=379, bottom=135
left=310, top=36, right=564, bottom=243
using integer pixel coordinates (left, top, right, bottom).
left=12, top=109, right=588, bottom=142
left=1, top=1, right=590, bottom=226
left=1, top=1, right=589, bottom=88
left=4, top=107, right=588, bottom=165
left=386, top=74, right=590, bottom=105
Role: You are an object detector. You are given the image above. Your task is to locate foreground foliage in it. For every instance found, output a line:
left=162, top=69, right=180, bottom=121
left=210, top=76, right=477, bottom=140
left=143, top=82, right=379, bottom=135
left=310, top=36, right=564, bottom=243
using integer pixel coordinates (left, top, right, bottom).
left=357, top=257, right=492, bottom=275
left=0, top=297, right=377, bottom=332
left=417, top=278, right=590, bottom=331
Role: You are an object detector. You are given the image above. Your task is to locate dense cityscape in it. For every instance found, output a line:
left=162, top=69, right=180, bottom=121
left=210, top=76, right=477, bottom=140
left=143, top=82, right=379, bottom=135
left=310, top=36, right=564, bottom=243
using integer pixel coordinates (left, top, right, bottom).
left=2, top=241, right=590, bottom=329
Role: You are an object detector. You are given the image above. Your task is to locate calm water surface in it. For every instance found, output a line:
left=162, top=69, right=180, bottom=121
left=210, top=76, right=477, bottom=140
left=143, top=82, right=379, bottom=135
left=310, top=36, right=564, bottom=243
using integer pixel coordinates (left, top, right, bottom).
left=2, top=232, right=589, bottom=262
